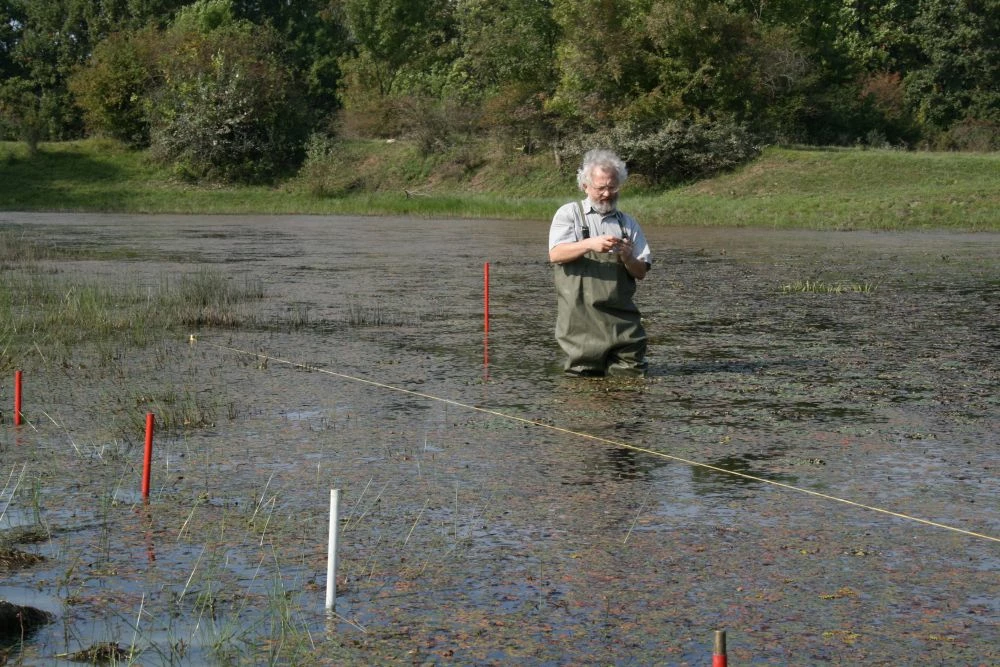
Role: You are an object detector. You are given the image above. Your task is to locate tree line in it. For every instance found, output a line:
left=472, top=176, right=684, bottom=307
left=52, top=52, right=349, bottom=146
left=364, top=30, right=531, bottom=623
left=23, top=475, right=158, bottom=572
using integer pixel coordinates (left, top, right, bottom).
left=1, top=0, right=996, bottom=184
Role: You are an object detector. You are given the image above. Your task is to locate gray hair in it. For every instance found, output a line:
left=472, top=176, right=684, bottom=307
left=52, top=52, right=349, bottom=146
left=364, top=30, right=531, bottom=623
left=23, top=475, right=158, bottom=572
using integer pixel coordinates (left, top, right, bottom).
left=577, top=149, right=628, bottom=191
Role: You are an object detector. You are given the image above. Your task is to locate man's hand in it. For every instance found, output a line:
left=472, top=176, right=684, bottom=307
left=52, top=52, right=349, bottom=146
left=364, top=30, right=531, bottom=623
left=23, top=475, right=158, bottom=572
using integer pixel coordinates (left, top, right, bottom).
left=549, top=235, right=643, bottom=270
left=592, top=234, right=622, bottom=254
left=614, top=238, right=648, bottom=280
left=611, top=236, right=634, bottom=258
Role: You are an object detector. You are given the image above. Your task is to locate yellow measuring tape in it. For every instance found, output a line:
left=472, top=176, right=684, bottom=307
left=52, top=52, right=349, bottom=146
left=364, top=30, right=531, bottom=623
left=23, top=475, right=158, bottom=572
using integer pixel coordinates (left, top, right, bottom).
left=196, top=337, right=999, bottom=544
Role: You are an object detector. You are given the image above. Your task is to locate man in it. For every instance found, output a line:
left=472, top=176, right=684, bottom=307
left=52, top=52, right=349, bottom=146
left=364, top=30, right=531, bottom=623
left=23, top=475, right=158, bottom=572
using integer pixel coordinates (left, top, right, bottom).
left=548, top=149, right=652, bottom=377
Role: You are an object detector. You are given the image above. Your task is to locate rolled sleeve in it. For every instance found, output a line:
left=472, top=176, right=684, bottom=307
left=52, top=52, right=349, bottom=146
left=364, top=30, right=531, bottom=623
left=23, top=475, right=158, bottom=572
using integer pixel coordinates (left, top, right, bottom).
left=548, top=202, right=579, bottom=250
left=621, top=213, right=652, bottom=264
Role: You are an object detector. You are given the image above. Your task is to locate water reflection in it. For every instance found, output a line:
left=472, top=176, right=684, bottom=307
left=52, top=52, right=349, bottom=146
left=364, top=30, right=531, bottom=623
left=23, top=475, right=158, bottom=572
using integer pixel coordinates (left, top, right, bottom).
left=600, top=447, right=661, bottom=482
left=691, top=452, right=797, bottom=495
left=549, top=446, right=668, bottom=486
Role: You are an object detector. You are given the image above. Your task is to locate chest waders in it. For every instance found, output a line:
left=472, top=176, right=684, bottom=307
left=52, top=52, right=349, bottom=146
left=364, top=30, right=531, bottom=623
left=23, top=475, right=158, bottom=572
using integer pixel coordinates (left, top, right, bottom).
left=553, top=202, right=648, bottom=376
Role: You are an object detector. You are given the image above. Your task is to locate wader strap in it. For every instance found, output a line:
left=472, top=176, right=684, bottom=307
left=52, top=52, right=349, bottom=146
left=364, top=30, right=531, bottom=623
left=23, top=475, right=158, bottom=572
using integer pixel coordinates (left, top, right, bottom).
left=614, top=211, right=628, bottom=241
left=576, top=200, right=587, bottom=240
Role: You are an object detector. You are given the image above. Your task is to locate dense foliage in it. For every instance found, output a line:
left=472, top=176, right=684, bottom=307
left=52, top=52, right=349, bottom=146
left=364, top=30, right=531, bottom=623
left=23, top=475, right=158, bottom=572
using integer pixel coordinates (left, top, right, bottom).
left=1, top=0, right=996, bottom=183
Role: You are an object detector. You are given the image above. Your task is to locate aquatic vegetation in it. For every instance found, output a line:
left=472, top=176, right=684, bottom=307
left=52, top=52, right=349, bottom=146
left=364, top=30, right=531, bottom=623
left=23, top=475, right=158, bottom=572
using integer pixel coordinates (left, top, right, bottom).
left=781, top=279, right=878, bottom=293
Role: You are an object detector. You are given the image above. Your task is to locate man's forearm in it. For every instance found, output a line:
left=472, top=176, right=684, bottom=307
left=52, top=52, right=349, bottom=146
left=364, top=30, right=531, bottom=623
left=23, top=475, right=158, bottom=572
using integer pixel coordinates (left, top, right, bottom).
left=548, top=241, right=591, bottom=264
left=621, top=254, right=648, bottom=280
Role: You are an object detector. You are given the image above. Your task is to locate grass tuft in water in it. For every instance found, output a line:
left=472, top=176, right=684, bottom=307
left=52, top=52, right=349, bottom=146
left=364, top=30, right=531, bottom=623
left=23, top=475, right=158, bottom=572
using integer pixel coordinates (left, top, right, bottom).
left=345, top=300, right=416, bottom=327
left=130, top=389, right=217, bottom=431
left=781, top=280, right=878, bottom=294
left=0, top=266, right=266, bottom=353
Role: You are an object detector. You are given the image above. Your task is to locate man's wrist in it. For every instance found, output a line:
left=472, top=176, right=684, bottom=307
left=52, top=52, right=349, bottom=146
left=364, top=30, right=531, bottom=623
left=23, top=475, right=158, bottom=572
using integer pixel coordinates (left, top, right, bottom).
left=621, top=254, right=648, bottom=277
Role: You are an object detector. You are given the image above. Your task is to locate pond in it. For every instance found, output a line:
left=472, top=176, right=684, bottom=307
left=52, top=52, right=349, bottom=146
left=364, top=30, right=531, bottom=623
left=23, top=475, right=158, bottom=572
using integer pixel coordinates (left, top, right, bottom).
left=1, top=212, right=997, bottom=665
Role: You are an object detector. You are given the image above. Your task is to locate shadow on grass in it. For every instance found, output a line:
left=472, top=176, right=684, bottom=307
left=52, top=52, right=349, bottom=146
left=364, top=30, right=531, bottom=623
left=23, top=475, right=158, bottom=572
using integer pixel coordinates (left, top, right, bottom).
left=0, top=146, right=135, bottom=210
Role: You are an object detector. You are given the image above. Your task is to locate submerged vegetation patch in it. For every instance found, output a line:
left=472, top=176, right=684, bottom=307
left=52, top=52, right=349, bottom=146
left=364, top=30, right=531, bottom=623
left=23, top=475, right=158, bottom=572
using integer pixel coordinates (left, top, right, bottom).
left=0, top=546, right=44, bottom=569
left=0, top=262, right=266, bottom=350
left=0, top=226, right=146, bottom=265
left=345, top=300, right=418, bottom=327
left=781, top=279, right=879, bottom=293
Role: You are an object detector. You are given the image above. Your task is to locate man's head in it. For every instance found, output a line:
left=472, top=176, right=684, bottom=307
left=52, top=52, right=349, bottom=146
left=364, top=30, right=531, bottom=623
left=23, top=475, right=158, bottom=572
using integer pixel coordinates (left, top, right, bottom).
left=578, top=149, right=628, bottom=214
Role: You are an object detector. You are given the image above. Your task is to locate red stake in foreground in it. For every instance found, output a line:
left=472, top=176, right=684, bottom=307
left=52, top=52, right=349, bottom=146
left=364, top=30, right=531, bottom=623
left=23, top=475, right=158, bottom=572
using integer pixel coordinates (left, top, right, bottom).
left=14, top=370, right=22, bottom=426
left=142, top=413, right=155, bottom=500
left=484, top=261, right=490, bottom=334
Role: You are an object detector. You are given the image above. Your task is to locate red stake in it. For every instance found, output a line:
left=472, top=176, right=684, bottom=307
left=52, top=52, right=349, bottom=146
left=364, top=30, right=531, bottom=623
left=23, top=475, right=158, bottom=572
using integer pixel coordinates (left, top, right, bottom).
left=484, top=262, right=490, bottom=334
left=713, top=630, right=727, bottom=667
left=14, top=370, right=22, bottom=426
left=142, top=413, right=155, bottom=500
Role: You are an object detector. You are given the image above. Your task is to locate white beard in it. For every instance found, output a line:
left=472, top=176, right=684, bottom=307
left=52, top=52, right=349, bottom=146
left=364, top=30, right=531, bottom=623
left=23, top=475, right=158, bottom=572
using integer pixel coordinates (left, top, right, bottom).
left=591, top=198, right=617, bottom=215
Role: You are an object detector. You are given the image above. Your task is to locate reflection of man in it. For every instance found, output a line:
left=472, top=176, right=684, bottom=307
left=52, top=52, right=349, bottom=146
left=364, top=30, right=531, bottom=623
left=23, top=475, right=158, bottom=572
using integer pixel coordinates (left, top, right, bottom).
left=548, top=149, right=651, bottom=377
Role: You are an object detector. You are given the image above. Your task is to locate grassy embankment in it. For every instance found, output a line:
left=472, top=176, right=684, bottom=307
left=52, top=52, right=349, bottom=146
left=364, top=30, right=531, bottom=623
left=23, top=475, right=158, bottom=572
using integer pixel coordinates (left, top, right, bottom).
left=1, top=139, right=997, bottom=230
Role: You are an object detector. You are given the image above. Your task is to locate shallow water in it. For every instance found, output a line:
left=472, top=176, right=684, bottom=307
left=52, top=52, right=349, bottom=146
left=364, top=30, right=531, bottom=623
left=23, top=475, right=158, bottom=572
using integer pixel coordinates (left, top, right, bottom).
left=1, top=212, right=998, bottom=664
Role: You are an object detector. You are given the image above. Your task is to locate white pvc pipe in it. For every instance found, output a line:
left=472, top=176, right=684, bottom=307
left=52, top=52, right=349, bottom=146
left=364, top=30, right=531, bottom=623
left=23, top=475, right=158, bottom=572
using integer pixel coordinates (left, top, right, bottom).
left=326, top=489, right=340, bottom=610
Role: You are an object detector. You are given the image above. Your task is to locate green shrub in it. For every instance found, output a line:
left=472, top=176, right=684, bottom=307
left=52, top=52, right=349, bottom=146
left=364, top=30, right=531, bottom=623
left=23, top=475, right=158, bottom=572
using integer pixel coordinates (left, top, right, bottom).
left=0, top=79, right=46, bottom=154
left=147, top=19, right=308, bottom=183
left=562, top=118, right=761, bottom=184
left=69, top=29, right=158, bottom=148
left=298, top=134, right=366, bottom=197
left=933, top=118, right=1000, bottom=152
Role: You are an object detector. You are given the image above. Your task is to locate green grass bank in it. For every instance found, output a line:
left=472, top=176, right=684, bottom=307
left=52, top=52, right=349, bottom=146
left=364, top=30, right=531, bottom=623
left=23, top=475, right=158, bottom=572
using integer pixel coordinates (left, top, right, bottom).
left=1, top=139, right=997, bottom=231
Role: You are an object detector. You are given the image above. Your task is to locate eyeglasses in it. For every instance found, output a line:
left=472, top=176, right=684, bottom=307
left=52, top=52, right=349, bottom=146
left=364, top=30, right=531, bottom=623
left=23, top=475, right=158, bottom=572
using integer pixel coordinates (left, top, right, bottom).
left=588, top=185, right=619, bottom=194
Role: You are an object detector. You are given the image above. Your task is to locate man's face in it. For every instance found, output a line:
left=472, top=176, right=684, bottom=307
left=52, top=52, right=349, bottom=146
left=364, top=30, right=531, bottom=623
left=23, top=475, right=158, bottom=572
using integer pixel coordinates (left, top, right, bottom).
left=584, top=168, right=619, bottom=214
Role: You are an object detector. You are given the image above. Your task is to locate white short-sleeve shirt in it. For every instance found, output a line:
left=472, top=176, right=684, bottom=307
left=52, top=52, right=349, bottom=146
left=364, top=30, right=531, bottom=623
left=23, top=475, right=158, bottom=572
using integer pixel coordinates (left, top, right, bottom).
left=548, top=199, right=652, bottom=264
